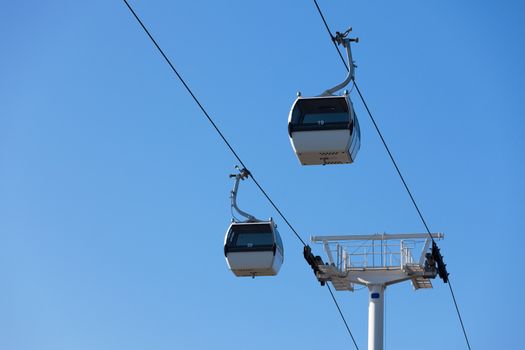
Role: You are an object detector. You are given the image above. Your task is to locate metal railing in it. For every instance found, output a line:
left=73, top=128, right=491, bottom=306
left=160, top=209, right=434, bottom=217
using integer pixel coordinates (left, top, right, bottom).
left=321, top=239, right=425, bottom=270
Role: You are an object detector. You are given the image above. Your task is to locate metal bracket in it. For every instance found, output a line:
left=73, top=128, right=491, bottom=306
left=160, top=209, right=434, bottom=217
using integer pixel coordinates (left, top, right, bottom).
left=321, top=28, right=359, bottom=96
left=229, top=166, right=259, bottom=222
left=432, top=241, right=449, bottom=283
left=303, top=245, right=327, bottom=286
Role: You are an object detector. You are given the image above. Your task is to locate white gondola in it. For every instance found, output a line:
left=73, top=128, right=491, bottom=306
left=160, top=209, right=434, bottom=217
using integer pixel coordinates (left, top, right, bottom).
left=288, top=29, right=361, bottom=166
left=224, top=219, right=284, bottom=277
left=288, top=94, right=360, bottom=165
left=224, top=168, right=284, bottom=277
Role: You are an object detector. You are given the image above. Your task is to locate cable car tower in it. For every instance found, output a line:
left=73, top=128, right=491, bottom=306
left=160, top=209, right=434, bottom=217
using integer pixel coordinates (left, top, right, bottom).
left=305, top=232, right=444, bottom=350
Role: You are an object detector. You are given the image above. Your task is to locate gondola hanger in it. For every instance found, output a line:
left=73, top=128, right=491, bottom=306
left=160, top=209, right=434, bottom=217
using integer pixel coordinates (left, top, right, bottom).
left=224, top=167, right=284, bottom=277
left=288, top=28, right=361, bottom=166
left=321, top=28, right=358, bottom=96
left=229, top=166, right=259, bottom=222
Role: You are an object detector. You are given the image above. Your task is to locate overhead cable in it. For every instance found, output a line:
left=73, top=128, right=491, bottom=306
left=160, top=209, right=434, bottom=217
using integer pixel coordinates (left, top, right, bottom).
left=121, top=1, right=359, bottom=348
left=311, top=1, right=471, bottom=349
left=121, top=0, right=306, bottom=246
left=327, top=284, right=360, bottom=349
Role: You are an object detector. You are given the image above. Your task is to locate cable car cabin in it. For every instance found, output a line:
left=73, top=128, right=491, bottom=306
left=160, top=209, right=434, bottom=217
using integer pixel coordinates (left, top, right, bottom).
left=288, top=95, right=360, bottom=165
left=224, top=220, right=284, bottom=277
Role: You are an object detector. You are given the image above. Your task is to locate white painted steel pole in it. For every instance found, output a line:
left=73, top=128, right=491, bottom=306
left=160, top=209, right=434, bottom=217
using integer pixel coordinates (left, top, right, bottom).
left=368, top=284, right=384, bottom=350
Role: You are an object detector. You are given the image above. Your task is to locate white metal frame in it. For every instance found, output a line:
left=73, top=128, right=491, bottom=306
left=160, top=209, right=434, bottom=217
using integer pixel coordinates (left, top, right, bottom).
left=311, top=232, right=444, bottom=350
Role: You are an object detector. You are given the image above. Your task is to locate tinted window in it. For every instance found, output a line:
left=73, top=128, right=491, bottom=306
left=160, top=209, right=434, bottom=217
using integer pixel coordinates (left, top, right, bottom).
left=293, top=97, right=350, bottom=126
left=302, top=112, right=350, bottom=125
left=228, top=223, right=275, bottom=249
left=235, top=232, right=274, bottom=248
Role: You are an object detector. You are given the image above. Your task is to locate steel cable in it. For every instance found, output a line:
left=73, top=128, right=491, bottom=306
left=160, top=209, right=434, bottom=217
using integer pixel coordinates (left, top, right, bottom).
left=311, top=1, right=472, bottom=348
left=122, top=0, right=306, bottom=246
left=121, top=1, right=359, bottom=348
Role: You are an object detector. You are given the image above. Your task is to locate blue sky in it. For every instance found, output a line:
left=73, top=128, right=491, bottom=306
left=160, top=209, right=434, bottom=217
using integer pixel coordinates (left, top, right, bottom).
left=1, top=1, right=524, bottom=349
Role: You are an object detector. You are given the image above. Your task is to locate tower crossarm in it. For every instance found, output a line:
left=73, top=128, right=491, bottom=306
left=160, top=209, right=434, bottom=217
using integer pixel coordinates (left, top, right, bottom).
left=309, top=232, right=445, bottom=291
left=311, top=233, right=444, bottom=242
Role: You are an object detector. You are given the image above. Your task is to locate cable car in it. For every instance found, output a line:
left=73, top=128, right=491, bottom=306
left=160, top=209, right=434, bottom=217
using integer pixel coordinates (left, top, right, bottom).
left=224, top=167, right=284, bottom=277
left=288, top=29, right=360, bottom=166
left=224, top=219, right=284, bottom=277
left=288, top=93, right=360, bottom=165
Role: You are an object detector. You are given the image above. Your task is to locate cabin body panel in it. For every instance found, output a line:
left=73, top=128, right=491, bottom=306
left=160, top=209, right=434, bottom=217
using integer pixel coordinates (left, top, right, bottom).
left=288, top=95, right=360, bottom=166
left=290, top=129, right=353, bottom=165
left=226, top=251, right=283, bottom=277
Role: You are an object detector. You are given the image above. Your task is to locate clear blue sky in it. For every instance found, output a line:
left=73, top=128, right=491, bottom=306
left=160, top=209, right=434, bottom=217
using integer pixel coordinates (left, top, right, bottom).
left=1, top=1, right=524, bottom=349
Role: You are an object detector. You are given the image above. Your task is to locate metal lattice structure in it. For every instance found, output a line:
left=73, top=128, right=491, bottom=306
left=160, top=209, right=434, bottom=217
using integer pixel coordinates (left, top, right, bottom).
left=308, top=233, right=444, bottom=350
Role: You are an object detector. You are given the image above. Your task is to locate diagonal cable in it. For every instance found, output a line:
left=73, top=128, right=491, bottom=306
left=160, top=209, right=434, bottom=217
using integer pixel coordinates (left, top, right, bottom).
left=122, top=0, right=306, bottom=247
left=353, top=81, right=434, bottom=238
left=313, top=0, right=436, bottom=240
left=327, top=284, right=360, bottom=349
left=448, top=279, right=472, bottom=349
left=122, top=2, right=376, bottom=347
left=311, top=1, right=472, bottom=349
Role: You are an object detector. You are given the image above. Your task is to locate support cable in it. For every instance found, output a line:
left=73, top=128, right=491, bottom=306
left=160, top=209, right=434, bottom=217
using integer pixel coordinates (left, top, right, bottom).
left=327, top=284, right=360, bottom=349
left=313, top=0, right=431, bottom=239
left=122, top=1, right=363, bottom=347
left=314, top=0, right=436, bottom=243
left=311, top=1, right=472, bottom=349
left=354, top=81, right=433, bottom=238
left=122, top=0, right=306, bottom=247
left=448, top=280, right=472, bottom=350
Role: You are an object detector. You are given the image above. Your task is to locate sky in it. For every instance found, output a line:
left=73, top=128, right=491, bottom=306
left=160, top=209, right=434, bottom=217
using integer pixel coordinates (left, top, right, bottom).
left=1, top=1, right=524, bottom=349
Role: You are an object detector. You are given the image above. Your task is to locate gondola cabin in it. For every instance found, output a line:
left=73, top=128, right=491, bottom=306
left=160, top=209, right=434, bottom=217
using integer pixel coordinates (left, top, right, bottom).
left=288, top=94, right=360, bottom=165
left=224, top=219, right=284, bottom=277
